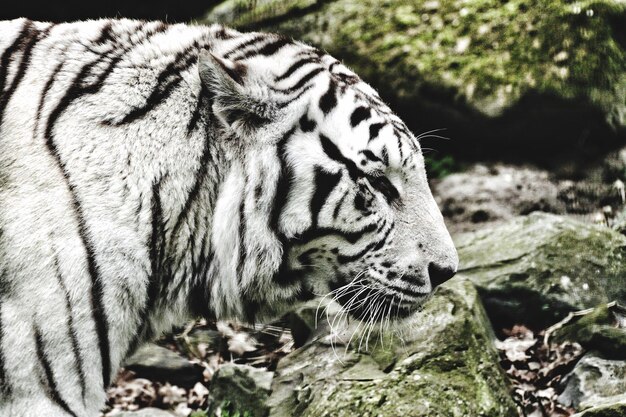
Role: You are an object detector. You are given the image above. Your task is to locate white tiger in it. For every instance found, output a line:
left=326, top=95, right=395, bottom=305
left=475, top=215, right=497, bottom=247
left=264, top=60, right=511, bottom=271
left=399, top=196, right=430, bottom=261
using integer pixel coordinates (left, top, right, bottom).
left=0, top=18, right=458, bottom=416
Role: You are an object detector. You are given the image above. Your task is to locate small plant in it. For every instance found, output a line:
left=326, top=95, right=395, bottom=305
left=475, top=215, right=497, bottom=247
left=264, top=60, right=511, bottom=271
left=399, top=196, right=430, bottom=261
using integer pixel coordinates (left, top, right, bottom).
left=425, top=154, right=457, bottom=178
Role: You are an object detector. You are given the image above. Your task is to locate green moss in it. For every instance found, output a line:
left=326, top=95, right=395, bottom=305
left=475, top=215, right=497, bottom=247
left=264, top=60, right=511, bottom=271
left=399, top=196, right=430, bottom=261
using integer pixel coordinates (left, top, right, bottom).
left=268, top=280, right=517, bottom=417
left=205, top=0, right=626, bottom=126
left=455, top=213, right=626, bottom=328
left=553, top=304, right=626, bottom=359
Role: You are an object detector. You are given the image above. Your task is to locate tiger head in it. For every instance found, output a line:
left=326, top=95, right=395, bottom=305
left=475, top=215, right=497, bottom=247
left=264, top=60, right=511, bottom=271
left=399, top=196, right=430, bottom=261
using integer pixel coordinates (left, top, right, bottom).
left=199, top=31, right=458, bottom=322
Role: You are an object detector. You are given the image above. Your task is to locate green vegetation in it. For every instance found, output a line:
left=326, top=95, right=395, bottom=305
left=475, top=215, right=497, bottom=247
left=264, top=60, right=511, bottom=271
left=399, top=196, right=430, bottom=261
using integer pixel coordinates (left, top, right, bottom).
left=425, top=154, right=458, bottom=178
left=206, top=0, right=626, bottom=129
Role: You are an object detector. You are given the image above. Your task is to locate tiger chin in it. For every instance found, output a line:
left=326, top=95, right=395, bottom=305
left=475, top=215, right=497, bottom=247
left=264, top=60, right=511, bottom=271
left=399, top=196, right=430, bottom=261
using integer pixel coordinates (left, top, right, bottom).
left=0, top=18, right=458, bottom=417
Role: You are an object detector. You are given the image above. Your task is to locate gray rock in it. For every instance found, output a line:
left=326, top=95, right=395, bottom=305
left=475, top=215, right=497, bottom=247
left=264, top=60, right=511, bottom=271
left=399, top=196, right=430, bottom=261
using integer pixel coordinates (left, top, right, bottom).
left=612, top=206, right=626, bottom=235
left=123, top=343, right=204, bottom=388
left=113, top=408, right=176, bottom=417
left=208, top=363, right=274, bottom=417
left=455, top=212, right=626, bottom=328
left=267, top=278, right=517, bottom=417
left=571, top=396, right=626, bottom=417
left=433, top=164, right=563, bottom=234
left=559, top=353, right=626, bottom=410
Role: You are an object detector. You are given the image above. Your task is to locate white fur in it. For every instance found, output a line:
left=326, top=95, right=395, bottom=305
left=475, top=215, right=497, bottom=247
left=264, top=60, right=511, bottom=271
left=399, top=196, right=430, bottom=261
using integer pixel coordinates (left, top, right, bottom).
left=0, top=18, right=457, bottom=417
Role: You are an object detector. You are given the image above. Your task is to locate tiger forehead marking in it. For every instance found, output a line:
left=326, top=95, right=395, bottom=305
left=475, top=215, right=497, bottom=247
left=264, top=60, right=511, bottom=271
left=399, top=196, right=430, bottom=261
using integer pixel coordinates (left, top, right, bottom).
left=0, top=18, right=457, bottom=417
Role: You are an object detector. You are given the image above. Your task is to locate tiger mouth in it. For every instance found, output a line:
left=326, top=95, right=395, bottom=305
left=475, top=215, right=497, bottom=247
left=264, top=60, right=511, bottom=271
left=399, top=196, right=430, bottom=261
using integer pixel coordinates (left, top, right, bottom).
left=332, top=278, right=430, bottom=321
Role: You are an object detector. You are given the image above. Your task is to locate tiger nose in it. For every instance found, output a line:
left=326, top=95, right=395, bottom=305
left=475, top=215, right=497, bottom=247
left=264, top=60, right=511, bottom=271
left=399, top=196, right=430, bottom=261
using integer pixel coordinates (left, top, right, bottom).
left=428, top=262, right=457, bottom=287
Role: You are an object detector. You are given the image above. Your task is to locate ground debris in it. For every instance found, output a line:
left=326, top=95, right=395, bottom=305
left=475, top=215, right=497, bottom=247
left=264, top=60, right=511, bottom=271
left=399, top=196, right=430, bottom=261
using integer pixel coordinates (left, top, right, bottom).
left=101, top=319, right=293, bottom=416
left=496, top=325, right=584, bottom=417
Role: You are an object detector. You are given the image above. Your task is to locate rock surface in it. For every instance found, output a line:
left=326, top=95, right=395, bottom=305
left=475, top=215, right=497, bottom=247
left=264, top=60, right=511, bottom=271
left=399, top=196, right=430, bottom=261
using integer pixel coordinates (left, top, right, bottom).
left=559, top=353, right=626, bottom=410
left=572, top=397, right=626, bottom=417
left=267, top=278, right=517, bottom=417
left=124, top=344, right=204, bottom=388
left=455, top=212, right=626, bottom=328
left=433, top=162, right=626, bottom=234
left=203, top=0, right=626, bottom=158
left=208, top=363, right=274, bottom=417
left=433, top=164, right=564, bottom=233
left=552, top=303, right=626, bottom=360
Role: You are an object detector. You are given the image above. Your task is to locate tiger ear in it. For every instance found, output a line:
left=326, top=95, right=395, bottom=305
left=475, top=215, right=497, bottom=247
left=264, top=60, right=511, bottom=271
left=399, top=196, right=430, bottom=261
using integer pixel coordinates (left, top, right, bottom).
left=198, top=49, right=274, bottom=133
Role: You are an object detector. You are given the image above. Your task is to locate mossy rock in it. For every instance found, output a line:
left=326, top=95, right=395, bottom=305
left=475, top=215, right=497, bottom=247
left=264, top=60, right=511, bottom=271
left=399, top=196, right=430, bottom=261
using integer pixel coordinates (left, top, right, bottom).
left=552, top=303, right=626, bottom=359
left=454, top=212, right=626, bottom=329
left=267, top=278, right=517, bottom=417
left=208, top=363, right=273, bottom=417
left=202, top=0, right=626, bottom=159
left=572, top=396, right=626, bottom=417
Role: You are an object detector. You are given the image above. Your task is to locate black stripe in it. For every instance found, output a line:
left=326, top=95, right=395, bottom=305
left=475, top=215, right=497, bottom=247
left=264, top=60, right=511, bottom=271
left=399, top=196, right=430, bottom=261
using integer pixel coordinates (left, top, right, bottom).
left=337, top=223, right=393, bottom=264
left=276, top=84, right=313, bottom=109
left=360, top=149, right=382, bottom=163
left=310, top=167, right=342, bottom=228
left=0, top=22, right=47, bottom=129
left=110, top=45, right=202, bottom=125
left=381, top=145, right=389, bottom=166
left=332, top=191, right=348, bottom=219
left=269, top=127, right=297, bottom=236
left=146, top=178, right=165, bottom=315
left=35, top=61, right=64, bottom=137
left=170, top=132, right=213, bottom=244
left=369, top=176, right=399, bottom=202
left=0, top=300, right=9, bottom=398
left=237, top=194, right=247, bottom=280
left=335, top=72, right=359, bottom=85
left=350, top=106, right=371, bottom=127
left=371, top=222, right=394, bottom=251
left=39, top=23, right=169, bottom=385
left=232, top=37, right=291, bottom=61
left=319, top=134, right=363, bottom=181
left=319, top=78, right=338, bottom=115
left=186, top=83, right=207, bottom=135
left=42, top=22, right=117, bottom=388
left=127, top=177, right=167, bottom=355
left=269, top=128, right=297, bottom=285
left=274, top=67, right=324, bottom=94
left=52, top=252, right=87, bottom=402
left=299, top=114, right=316, bottom=132
left=223, top=34, right=267, bottom=59
left=213, top=27, right=234, bottom=40
left=188, top=245, right=214, bottom=318
left=369, top=122, right=386, bottom=142
left=275, top=56, right=319, bottom=82
left=34, top=324, right=79, bottom=417
left=0, top=20, right=31, bottom=101
left=294, top=222, right=378, bottom=245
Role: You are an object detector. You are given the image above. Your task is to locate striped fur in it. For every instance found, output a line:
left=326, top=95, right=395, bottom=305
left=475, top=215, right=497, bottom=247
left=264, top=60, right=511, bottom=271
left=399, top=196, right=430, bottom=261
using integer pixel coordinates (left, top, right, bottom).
left=0, top=19, right=457, bottom=416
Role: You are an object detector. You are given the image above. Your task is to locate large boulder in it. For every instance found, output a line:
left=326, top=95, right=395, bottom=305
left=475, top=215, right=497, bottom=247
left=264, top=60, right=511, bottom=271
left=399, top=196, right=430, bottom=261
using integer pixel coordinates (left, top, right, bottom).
left=267, top=279, right=517, bottom=417
left=203, top=0, right=626, bottom=159
left=455, top=212, right=626, bottom=328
